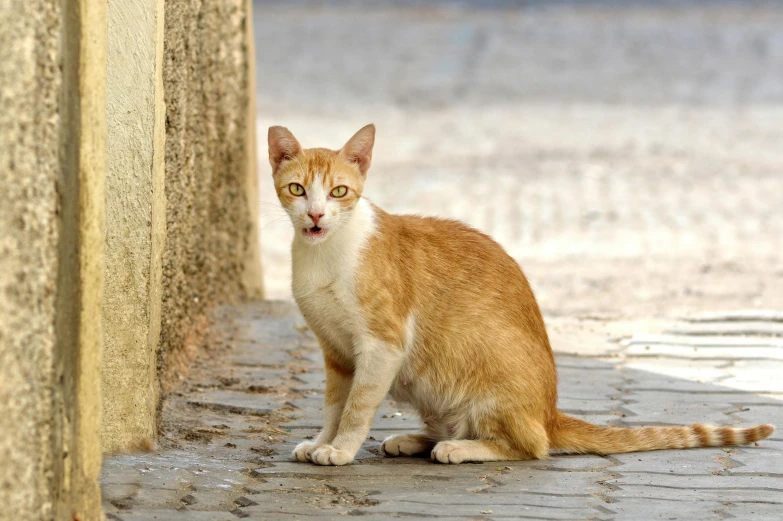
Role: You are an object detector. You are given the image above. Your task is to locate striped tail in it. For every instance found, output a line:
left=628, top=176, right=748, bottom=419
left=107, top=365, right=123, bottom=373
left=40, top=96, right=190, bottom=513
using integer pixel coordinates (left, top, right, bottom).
left=551, top=413, right=775, bottom=455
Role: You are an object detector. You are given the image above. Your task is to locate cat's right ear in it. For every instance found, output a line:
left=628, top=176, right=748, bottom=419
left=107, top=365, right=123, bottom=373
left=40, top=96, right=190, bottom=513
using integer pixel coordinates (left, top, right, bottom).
left=268, top=126, right=302, bottom=174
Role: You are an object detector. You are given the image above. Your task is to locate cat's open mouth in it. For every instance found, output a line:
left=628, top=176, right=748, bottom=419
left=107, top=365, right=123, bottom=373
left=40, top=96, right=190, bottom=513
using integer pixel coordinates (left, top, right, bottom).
left=303, top=225, right=326, bottom=239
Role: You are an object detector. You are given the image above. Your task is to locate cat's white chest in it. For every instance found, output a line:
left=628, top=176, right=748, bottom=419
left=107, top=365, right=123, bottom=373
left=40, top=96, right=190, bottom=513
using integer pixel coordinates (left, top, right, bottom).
left=290, top=199, right=376, bottom=352
left=292, top=254, right=360, bottom=349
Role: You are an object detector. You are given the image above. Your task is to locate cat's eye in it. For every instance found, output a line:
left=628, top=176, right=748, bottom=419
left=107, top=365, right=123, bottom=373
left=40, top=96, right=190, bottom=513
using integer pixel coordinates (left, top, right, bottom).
left=330, top=186, right=348, bottom=198
left=288, top=183, right=305, bottom=196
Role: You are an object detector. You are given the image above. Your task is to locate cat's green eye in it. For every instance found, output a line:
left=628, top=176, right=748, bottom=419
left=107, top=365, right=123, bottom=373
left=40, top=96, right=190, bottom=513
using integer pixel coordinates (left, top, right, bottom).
left=330, top=186, right=348, bottom=198
left=288, top=183, right=305, bottom=196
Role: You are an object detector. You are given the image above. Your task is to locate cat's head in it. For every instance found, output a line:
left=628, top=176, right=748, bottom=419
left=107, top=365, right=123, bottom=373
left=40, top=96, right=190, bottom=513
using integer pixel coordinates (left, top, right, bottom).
left=268, top=124, right=375, bottom=245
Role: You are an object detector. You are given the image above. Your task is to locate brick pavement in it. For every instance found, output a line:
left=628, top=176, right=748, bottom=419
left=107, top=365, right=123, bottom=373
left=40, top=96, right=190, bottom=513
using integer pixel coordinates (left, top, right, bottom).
left=101, top=302, right=783, bottom=520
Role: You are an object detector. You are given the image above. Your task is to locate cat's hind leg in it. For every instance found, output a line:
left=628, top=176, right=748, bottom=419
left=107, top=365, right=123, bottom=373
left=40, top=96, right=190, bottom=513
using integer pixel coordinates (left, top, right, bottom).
left=381, top=433, right=435, bottom=457
left=431, top=413, right=550, bottom=463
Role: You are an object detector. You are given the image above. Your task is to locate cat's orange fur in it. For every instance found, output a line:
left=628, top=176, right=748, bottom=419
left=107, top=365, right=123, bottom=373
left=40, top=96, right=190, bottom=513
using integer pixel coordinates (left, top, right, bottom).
left=268, top=124, right=775, bottom=466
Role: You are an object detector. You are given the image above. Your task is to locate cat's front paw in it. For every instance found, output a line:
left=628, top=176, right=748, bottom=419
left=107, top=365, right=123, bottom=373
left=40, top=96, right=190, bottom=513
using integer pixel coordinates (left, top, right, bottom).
left=292, top=440, right=320, bottom=462
left=310, top=445, right=354, bottom=466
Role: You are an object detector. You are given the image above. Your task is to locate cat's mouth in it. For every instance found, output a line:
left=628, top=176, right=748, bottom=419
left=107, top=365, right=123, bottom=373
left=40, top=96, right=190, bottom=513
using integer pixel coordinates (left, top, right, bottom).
left=303, top=225, right=326, bottom=239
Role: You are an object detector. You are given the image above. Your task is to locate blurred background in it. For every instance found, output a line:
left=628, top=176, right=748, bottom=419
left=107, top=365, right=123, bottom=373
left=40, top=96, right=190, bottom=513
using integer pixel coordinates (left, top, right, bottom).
left=252, top=0, right=783, bottom=318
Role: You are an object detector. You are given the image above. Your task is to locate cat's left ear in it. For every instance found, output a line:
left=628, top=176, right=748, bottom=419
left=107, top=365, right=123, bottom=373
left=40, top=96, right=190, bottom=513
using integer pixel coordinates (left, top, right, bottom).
left=339, top=124, right=375, bottom=177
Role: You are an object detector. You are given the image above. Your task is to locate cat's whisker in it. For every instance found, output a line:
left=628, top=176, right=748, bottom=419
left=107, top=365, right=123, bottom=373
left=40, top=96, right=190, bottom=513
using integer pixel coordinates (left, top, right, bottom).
left=258, top=200, right=286, bottom=209
left=260, top=217, right=292, bottom=230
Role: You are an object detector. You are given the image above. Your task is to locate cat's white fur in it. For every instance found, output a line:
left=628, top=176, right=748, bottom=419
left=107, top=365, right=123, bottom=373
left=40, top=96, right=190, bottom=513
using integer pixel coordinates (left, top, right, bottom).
left=291, top=197, right=407, bottom=464
left=291, top=197, right=376, bottom=352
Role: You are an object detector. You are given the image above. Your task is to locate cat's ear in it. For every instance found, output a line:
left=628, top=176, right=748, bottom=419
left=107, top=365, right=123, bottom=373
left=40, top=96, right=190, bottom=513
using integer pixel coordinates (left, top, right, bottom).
left=339, top=124, right=375, bottom=177
left=268, top=126, right=302, bottom=173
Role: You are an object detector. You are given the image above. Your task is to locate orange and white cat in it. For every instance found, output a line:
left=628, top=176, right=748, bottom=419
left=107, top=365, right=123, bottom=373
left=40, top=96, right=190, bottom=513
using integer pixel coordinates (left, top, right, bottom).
left=268, top=124, right=774, bottom=466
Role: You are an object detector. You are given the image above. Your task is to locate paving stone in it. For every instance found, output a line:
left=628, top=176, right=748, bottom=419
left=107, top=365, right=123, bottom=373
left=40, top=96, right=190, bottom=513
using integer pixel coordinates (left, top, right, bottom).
left=564, top=414, right=629, bottom=429
left=289, top=372, right=325, bottom=391
left=624, top=343, right=783, bottom=361
left=487, top=472, right=606, bottom=497
left=682, top=311, right=783, bottom=323
left=727, top=404, right=783, bottom=429
left=599, top=498, right=728, bottom=521
left=230, top=346, right=295, bottom=368
left=609, top=448, right=727, bottom=475
left=558, top=378, right=623, bottom=398
left=557, top=397, right=621, bottom=416
left=627, top=390, right=781, bottom=406
left=106, top=512, right=238, bottom=521
left=608, top=471, right=783, bottom=491
left=613, top=407, right=732, bottom=426
left=621, top=359, right=729, bottom=385
left=283, top=394, right=421, bottom=430
left=554, top=356, right=620, bottom=371
left=724, top=502, right=783, bottom=520
left=722, top=442, right=783, bottom=475
left=621, top=335, right=783, bottom=350
left=620, top=374, right=743, bottom=393
left=607, top=484, right=782, bottom=504
left=664, top=321, right=783, bottom=337
left=525, top=454, right=613, bottom=472
left=617, top=390, right=745, bottom=424
left=236, top=302, right=304, bottom=344
left=250, top=459, right=471, bottom=479
left=341, top=499, right=589, bottom=520
left=102, top=483, right=140, bottom=504
left=188, top=390, right=282, bottom=416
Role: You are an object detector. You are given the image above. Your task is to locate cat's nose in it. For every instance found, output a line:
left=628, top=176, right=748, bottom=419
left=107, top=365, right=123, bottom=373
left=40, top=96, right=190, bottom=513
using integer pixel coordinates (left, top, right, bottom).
left=308, top=212, right=324, bottom=226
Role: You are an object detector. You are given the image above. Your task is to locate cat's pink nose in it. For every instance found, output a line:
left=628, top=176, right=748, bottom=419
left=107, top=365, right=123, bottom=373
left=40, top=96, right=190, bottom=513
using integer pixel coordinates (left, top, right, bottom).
left=308, top=212, right=324, bottom=226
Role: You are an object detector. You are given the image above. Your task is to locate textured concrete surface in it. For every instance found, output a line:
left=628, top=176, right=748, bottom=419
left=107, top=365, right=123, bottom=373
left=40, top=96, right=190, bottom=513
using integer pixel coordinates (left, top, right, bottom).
left=1, top=0, right=106, bottom=519
left=101, top=301, right=783, bottom=520
left=0, top=1, right=64, bottom=517
left=160, top=0, right=264, bottom=383
left=103, top=0, right=166, bottom=454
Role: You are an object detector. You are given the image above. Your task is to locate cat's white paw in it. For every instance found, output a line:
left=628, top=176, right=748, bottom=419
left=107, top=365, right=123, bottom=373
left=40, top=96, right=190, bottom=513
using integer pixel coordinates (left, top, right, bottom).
left=292, top=440, right=320, bottom=462
left=310, top=445, right=354, bottom=466
left=431, top=441, right=467, bottom=464
left=381, top=434, right=429, bottom=457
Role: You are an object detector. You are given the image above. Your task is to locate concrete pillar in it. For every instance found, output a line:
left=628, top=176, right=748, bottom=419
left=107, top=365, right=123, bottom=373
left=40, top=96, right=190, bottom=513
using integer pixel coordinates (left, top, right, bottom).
left=102, top=0, right=166, bottom=454
left=243, top=0, right=264, bottom=299
left=0, top=0, right=106, bottom=519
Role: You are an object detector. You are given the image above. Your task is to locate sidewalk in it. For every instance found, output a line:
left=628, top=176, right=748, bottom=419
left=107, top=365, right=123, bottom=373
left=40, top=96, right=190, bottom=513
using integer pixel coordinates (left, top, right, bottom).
left=101, top=301, right=783, bottom=520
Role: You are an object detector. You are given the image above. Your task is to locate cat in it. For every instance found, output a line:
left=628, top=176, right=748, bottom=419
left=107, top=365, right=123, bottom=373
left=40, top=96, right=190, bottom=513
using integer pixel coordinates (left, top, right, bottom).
left=268, top=123, right=775, bottom=466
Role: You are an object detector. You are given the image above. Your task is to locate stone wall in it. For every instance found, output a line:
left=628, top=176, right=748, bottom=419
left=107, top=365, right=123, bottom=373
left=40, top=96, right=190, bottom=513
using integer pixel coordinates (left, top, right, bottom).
left=0, top=0, right=106, bottom=519
left=0, top=0, right=262, bottom=517
left=160, top=0, right=263, bottom=381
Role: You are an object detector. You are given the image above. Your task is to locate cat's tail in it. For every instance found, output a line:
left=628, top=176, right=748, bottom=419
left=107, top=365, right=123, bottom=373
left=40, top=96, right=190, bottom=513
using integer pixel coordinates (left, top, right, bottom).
left=550, top=413, right=774, bottom=454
